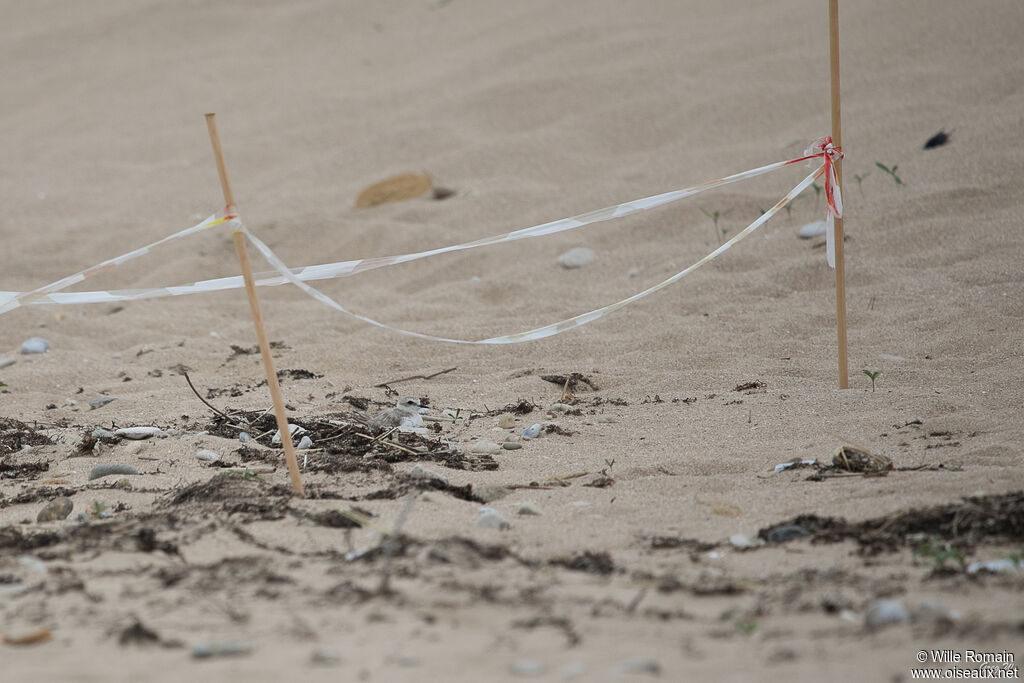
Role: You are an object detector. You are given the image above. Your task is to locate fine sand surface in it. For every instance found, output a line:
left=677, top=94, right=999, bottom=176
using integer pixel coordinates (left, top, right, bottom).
left=1, top=1, right=1023, bottom=681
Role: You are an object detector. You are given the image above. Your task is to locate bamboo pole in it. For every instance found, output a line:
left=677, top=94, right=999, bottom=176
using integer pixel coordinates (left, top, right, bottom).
left=829, top=0, right=849, bottom=389
left=204, top=113, right=305, bottom=496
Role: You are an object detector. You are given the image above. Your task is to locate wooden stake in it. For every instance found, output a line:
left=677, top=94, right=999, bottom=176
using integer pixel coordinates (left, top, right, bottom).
left=204, top=113, right=305, bottom=496
left=829, top=0, right=849, bottom=389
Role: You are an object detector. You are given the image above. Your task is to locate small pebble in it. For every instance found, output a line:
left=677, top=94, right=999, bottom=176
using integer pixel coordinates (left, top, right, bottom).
left=20, top=337, right=50, bottom=354
left=864, top=599, right=908, bottom=630
left=88, top=463, right=140, bottom=480
left=115, top=426, right=164, bottom=440
left=476, top=509, right=511, bottom=530
left=502, top=442, right=523, bottom=451
left=124, top=441, right=146, bottom=456
left=196, top=450, right=221, bottom=463
left=562, top=662, right=586, bottom=678
left=766, top=524, right=811, bottom=543
left=296, top=435, right=313, bottom=450
left=192, top=640, right=253, bottom=659
left=37, top=497, right=74, bottom=522
left=516, top=502, right=542, bottom=516
left=238, top=432, right=252, bottom=443
left=522, top=424, right=542, bottom=439
left=558, top=247, right=596, bottom=269
left=497, top=415, right=516, bottom=429
left=549, top=402, right=572, bottom=412
left=510, top=660, right=545, bottom=676
left=409, top=464, right=448, bottom=485
left=615, top=659, right=661, bottom=676
left=729, top=534, right=756, bottom=549
left=470, top=440, right=501, bottom=455
left=89, top=397, right=117, bottom=410
left=966, top=558, right=1023, bottom=575
left=798, top=220, right=828, bottom=239
left=0, top=357, right=15, bottom=369
left=474, top=485, right=511, bottom=503
left=596, top=414, right=617, bottom=423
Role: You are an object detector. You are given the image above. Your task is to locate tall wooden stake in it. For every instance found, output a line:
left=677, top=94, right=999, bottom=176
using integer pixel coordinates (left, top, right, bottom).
left=205, top=113, right=305, bottom=496
left=829, top=0, right=849, bottom=389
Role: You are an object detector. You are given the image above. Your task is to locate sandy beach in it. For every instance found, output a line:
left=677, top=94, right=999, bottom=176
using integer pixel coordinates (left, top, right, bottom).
left=1, top=1, right=1023, bottom=680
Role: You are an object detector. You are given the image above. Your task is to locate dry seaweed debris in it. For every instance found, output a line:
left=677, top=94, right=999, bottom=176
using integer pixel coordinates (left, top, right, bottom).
left=759, top=490, right=1024, bottom=555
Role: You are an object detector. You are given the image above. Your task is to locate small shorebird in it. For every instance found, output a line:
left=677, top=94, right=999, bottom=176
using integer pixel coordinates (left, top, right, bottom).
left=365, top=396, right=424, bottom=432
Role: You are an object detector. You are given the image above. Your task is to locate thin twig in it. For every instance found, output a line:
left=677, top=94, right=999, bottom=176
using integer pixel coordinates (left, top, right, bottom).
left=374, top=366, right=457, bottom=388
left=182, top=371, right=237, bottom=422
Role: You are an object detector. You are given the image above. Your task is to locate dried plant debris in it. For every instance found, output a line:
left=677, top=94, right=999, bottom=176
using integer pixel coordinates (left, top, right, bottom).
left=733, top=380, right=767, bottom=393
left=539, top=373, right=599, bottom=393
left=923, top=129, right=952, bottom=149
left=0, top=418, right=54, bottom=454
left=832, top=446, right=893, bottom=474
left=758, top=491, right=1024, bottom=555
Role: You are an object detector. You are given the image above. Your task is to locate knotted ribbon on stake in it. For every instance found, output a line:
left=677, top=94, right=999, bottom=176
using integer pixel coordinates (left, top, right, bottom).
left=786, top=135, right=844, bottom=268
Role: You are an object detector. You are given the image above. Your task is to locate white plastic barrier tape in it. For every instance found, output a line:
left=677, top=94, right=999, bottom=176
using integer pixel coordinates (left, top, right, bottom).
left=242, top=163, right=824, bottom=344
left=0, top=209, right=240, bottom=315
left=0, top=138, right=842, bottom=314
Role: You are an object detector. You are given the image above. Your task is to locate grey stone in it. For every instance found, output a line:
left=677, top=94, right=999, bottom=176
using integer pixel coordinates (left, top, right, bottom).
left=510, top=660, right=545, bottom=676
left=798, top=220, right=827, bottom=239
left=409, top=464, right=448, bottom=485
left=89, top=397, right=117, bottom=410
left=502, top=441, right=523, bottom=450
left=470, top=439, right=501, bottom=455
left=296, top=435, right=313, bottom=450
left=516, top=502, right=542, bottom=516
left=196, top=449, right=221, bottom=463
left=115, top=426, right=165, bottom=440
left=522, top=423, right=542, bottom=439
left=615, top=658, right=661, bottom=676
left=37, top=497, right=74, bottom=522
left=20, top=338, right=50, bottom=354
left=864, top=599, right=908, bottom=630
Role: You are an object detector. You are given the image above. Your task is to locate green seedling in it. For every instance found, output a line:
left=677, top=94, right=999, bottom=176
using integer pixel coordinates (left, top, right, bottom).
left=0, top=380, right=6, bottom=388
left=89, top=500, right=108, bottom=519
left=450, top=408, right=462, bottom=424
left=700, top=207, right=732, bottom=244
left=603, top=458, right=616, bottom=476
left=862, top=369, right=881, bottom=392
left=735, top=618, right=758, bottom=636
left=853, top=172, right=870, bottom=196
left=913, top=539, right=965, bottom=570
left=226, top=469, right=266, bottom=483
left=875, top=162, right=903, bottom=185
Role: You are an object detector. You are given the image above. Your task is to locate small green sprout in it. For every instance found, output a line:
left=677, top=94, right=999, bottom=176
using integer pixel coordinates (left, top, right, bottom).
left=913, top=539, right=965, bottom=570
left=604, top=458, right=615, bottom=474
left=875, top=162, right=903, bottom=185
left=89, top=500, right=108, bottom=519
left=700, top=207, right=733, bottom=244
left=853, top=172, right=870, bottom=196
left=862, top=369, right=881, bottom=392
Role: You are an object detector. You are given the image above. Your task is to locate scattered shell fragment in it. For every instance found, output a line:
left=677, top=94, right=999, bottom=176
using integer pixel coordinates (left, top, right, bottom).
left=522, top=424, right=542, bottom=439
left=2, top=628, right=52, bottom=645
left=355, top=172, right=432, bottom=208
left=773, top=459, right=817, bottom=473
left=37, top=497, right=74, bottom=522
left=497, top=415, right=516, bottom=429
left=864, top=600, right=908, bottom=630
left=88, top=464, right=140, bottom=480
left=833, top=446, right=892, bottom=473
left=89, top=397, right=117, bottom=410
left=272, top=424, right=307, bottom=445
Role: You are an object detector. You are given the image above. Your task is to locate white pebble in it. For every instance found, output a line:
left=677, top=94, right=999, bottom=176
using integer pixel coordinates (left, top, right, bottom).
left=296, top=435, right=313, bottom=450
left=0, top=357, right=15, bottom=369
left=409, top=464, right=448, bottom=485
left=729, top=534, right=756, bottom=548
left=196, top=449, right=221, bottom=463
left=596, top=414, right=617, bottom=424
left=522, top=424, right=542, bottom=439
left=798, top=220, right=828, bottom=239
left=239, top=432, right=252, bottom=443
left=470, top=440, right=501, bottom=455
left=557, top=247, right=596, bottom=269
left=115, top=426, right=165, bottom=440
left=20, top=338, right=50, bottom=354
left=864, top=599, right=908, bottom=630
